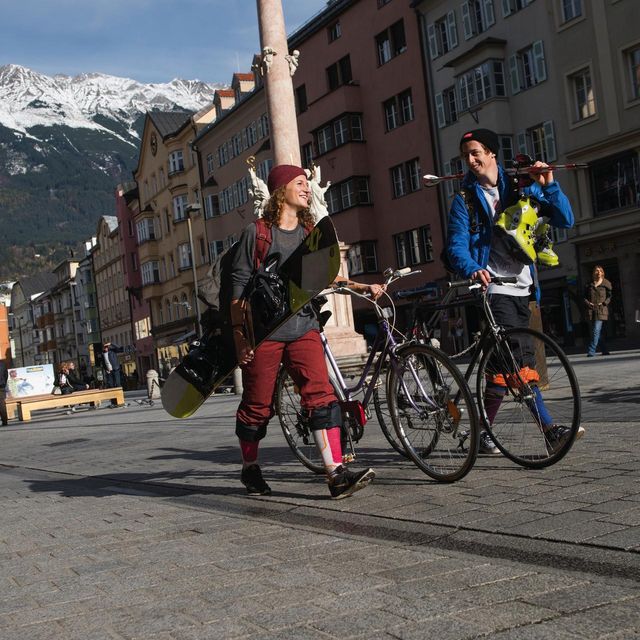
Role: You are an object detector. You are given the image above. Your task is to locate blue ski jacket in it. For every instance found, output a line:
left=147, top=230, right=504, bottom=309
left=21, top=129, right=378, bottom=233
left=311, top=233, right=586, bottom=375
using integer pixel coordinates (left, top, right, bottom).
left=446, top=165, right=574, bottom=301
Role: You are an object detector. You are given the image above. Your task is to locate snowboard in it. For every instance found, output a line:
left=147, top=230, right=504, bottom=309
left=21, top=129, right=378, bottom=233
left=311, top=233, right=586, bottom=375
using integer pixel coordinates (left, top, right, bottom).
left=161, top=216, right=341, bottom=418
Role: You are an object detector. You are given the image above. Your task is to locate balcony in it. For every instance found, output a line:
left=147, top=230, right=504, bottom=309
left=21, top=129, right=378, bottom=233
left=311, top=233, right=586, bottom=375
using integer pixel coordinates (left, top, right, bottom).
left=36, top=313, right=55, bottom=329
left=141, top=281, right=163, bottom=298
left=137, top=241, right=161, bottom=264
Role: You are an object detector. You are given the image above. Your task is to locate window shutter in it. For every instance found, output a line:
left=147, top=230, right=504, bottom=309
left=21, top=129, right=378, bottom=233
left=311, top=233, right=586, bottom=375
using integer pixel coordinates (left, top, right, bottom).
left=509, top=55, right=520, bottom=94
left=427, top=23, right=438, bottom=58
left=435, top=93, right=446, bottom=128
left=532, top=40, right=547, bottom=84
left=502, top=0, right=512, bottom=16
left=543, top=120, right=557, bottom=162
left=516, top=131, right=528, bottom=155
left=447, top=11, right=458, bottom=49
left=461, top=2, right=473, bottom=39
left=482, top=0, right=496, bottom=27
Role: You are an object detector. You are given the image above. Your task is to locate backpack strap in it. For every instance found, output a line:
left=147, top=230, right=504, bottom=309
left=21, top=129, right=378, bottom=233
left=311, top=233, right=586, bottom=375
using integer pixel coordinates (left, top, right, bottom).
left=252, top=218, right=315, bottom=269
left=458, top=188, right=481, bottom=234
left=253, top=218, right=272, bottom=270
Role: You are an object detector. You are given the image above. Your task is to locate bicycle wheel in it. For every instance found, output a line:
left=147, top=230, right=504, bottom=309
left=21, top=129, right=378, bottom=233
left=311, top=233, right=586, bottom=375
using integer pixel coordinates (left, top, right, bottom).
left=275, top=366, right=343, bottom=475
left=373, top=365, right=408, bottom=458
left=388, top=344, right=479, bottom=482
left=477, top=328, right=581, bottom=468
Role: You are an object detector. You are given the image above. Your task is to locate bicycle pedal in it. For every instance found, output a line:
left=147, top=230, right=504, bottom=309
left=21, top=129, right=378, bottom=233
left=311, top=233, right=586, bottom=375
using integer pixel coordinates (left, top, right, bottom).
left=342, top=453, right=355, bottom=464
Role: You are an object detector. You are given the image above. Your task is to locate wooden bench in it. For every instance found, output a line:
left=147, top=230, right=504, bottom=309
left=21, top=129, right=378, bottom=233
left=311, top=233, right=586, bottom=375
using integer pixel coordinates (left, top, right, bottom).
left=15, top=388, right=125, bottom=422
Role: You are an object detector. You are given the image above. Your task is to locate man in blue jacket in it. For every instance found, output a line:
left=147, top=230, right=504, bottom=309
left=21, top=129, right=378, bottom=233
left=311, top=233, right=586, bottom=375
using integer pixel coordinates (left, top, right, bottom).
left=446, top=128, right=583, bottom=453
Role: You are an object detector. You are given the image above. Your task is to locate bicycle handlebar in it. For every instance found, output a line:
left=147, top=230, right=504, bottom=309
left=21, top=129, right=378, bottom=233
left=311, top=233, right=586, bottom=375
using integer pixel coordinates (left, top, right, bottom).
left=448, top=276, right=518, bottom=289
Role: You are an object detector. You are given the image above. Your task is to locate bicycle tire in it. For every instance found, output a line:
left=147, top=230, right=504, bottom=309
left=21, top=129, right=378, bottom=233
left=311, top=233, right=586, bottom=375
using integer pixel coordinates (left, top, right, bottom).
left=276, top=366, right=343, bottom=475
left=373, top=366, right=408, bottom=458
left=476, top=327, right=581, bottom=468
left=388, top=344, right=479, bottom=482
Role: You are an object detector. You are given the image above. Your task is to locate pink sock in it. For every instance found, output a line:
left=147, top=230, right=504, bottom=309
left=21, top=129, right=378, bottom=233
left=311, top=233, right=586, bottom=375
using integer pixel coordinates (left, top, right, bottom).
left=326, top=427, right=343, bottom=464
left=239, top=439, right=259, bottom=466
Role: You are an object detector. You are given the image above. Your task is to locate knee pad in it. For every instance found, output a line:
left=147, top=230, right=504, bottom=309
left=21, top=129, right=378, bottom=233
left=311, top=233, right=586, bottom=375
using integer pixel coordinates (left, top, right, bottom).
left=306, top=401, right=342, bottom=432
left=235, top=420, right=267, bottom=442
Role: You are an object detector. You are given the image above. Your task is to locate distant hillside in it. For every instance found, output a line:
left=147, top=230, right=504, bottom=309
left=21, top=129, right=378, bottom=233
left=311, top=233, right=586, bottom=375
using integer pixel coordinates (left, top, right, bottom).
left=0, top=64, right=222, bottom=279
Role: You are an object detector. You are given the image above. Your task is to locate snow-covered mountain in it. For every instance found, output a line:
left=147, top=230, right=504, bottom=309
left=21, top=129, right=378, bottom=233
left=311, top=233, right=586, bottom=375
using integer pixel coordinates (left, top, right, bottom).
left=0, top=64, right=224, bottom=280
left=0, top=63, right=221, bottom=138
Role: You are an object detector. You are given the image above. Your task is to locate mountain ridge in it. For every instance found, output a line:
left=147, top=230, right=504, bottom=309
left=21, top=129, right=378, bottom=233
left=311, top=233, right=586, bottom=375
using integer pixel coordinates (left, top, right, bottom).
left=0, top=64, right=224, bottom=280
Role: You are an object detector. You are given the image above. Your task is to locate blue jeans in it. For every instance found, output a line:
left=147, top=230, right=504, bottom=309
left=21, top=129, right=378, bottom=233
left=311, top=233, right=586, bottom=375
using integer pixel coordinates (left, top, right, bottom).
left=587, top=320, right=607, bottom=355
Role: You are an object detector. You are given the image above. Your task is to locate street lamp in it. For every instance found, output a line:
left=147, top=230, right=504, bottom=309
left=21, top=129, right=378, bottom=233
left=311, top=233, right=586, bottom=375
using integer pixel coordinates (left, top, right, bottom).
left=184, top=203, right=202, bottom=330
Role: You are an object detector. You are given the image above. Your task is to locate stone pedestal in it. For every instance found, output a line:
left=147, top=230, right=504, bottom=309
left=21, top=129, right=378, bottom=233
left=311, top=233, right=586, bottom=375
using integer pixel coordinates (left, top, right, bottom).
left=323, top=243, right=368, bottom=357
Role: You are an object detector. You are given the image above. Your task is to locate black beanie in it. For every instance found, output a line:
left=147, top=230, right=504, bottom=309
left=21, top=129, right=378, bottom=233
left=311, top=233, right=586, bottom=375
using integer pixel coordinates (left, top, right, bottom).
left=459, top=129, right=500, bottom=155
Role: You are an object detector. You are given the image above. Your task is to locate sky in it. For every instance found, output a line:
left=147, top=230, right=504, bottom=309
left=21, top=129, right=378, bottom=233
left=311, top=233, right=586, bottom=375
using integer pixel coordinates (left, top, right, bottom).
left=0, top=0, right=328, bottom=84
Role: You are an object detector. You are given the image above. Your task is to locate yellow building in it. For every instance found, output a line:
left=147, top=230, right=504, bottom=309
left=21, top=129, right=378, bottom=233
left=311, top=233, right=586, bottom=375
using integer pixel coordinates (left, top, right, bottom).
left=134, top=109, right=215, bottom=375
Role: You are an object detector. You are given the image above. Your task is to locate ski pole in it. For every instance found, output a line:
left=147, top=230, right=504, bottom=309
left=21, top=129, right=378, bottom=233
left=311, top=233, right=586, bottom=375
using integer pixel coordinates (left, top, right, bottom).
left=423, top=163, right=589, bottom=187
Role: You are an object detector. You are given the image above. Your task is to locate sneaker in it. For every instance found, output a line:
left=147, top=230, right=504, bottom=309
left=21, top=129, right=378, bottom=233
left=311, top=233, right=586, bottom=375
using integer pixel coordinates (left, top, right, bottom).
left=479, top=430, right=500, bottom=454
left=328, top=466, right=375, bottom=500
left=240, top=464, right=272, bottom=496
left=544, top=424, right=584, bottom=455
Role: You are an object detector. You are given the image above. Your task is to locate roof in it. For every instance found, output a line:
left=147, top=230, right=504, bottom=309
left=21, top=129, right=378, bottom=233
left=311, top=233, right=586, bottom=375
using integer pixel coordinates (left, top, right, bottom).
left=233, top=73, right=254, bottom=81
left=148, top=111, right=193, bottom=139
left=101, top=215, right=119, bottom=233
left=18, top=272, right=57, bottom=300
left=215, top=89, right=235, bottom=98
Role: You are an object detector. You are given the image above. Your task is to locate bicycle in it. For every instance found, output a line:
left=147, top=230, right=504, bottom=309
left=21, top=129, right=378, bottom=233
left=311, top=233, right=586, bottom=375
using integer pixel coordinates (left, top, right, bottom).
left=275, top=267, right=479, bottom=483
left=399, top=276, right=581, bottom=468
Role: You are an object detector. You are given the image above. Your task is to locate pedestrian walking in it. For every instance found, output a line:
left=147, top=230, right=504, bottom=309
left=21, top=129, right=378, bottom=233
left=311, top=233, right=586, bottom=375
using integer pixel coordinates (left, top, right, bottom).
left=231, top=164, right=382, bottom=499
left=446, top=128, right=584, bottom=453
left=584, top=265, right=612, bottom=357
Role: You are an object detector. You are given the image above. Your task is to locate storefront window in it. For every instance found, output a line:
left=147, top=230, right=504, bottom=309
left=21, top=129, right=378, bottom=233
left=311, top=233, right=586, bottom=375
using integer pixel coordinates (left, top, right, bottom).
left=591, top=151, right=640, bottom=215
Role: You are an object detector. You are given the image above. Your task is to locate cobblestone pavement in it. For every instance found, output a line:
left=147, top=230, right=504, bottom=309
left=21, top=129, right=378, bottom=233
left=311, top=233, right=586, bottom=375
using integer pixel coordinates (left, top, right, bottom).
left=0, top=350, right=638, bottom=638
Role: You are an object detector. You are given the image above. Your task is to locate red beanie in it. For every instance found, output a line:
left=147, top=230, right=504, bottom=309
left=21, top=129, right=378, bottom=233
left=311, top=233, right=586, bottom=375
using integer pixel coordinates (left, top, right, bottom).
left=267, top=164, right=306, bottom=193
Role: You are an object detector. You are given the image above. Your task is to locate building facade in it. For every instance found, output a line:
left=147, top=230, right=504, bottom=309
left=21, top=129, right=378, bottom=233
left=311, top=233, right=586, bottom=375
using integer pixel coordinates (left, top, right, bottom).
left=134, top=111, right=213, bottom=377
left=415, top=0, right=639, bottom=347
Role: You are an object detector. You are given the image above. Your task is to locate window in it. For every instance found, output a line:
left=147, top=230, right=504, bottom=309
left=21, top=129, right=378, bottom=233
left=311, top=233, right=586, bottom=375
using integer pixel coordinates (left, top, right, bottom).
left=461, top=0, right=495, bottom=39
left=509, top=41, right=546, bottom=94
left=313, top=113, right=364, bottom=156
left=502, top=0, right=531, bottom=17
left=136, top=218, right=156, bottom=244
left=383, top=89, right=414, bottom=132
left=295, top=85, right=308, bottom=114
left=131, top=252, right=138, bottom=272
left=326, top=55, right=352, bottom=91
left=560, top=0, right=582, bottom=23
left=516, top=121, right=557, bottom=162
left=325, top=177, right=372, bottom=214
left=457, top=60, right=505, bottom=111
left=443, top=157, right=464, bottom=198
left=347, top=242, right=378, bottom=275
left=204, top=194, right=220, bottom=219
left=206, top=153, right=215, bottom=174
left=173, top=194, right=188, bottom=221
left=391, top=159, right=421, bottom=198
left=427, top=12, right=458, bottom=59
left=394, top=226, right=434, bottom=268
left=590, top=150, right=639, bottom=216
left=570, top=67, right=595, bottom=121
left=301, top=143, right=314, bottom=169
left=498, top=135, right=514, bottom=167
left=178, top=243, right=192, bottom=270
left=376, top=20, right=407, bottom=65
left=328, top=21, right=341, bottom=43
left=435, top=86, right=458, bottom=128
left=209, top=240, right=225, bottom=262
left=141, top=261, right=160, bottom=285
left=168, top=150, right=184, bottom=175
left=626, top=46, right=640, bottom=100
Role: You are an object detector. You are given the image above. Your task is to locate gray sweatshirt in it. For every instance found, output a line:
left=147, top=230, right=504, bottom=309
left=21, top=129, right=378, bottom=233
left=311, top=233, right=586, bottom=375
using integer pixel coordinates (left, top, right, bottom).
left=231, top=222, right=318, bottom=342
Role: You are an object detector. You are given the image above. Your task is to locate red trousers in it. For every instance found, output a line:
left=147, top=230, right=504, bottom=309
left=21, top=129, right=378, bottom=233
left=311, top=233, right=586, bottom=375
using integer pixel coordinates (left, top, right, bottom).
left=235, top=330, right=336, bottom=441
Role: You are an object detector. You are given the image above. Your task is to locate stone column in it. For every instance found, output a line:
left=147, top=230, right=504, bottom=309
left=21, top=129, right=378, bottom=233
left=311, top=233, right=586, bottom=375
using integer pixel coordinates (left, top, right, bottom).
left=256, top=0, right=301, bottom=166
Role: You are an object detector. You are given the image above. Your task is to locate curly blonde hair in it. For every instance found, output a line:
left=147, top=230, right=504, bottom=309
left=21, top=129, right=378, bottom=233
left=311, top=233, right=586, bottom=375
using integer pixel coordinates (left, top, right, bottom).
left=262, top=186, right=315, bottom=229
